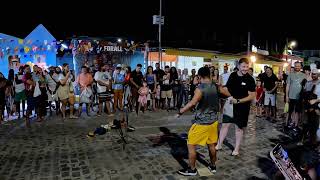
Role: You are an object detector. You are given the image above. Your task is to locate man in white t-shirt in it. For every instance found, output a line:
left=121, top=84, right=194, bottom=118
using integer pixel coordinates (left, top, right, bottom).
left=94, top=64, right=112, bottom=117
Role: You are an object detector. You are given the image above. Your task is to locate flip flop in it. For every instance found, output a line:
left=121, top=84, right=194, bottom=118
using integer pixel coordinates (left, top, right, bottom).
left=231, top=151, right=239, bottom=156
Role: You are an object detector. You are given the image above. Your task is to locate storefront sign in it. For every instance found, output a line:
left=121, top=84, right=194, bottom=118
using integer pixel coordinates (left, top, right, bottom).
left=103, top=46, right=123, bottom=52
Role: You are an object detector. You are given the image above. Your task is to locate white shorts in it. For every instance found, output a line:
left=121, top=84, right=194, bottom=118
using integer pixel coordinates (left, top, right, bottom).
left=264, top=93, right=276, bottom=107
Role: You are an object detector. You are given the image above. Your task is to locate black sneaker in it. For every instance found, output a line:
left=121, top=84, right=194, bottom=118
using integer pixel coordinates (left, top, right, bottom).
left=208, top=164, right=217, bottom=173
left=177, top=168, right=197, bottom=176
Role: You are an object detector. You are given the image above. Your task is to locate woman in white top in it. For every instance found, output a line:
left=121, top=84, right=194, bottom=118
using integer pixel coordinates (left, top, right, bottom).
left=57, top=63, right=78, bottom=120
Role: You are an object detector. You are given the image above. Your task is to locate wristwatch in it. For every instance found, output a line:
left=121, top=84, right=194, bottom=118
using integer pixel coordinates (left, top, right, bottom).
left=236, top=99, right=240, bottom=104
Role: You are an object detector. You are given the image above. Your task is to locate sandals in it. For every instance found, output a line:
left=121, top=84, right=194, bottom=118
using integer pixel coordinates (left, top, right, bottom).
left=231, top=151, right=239, bottom=156
left=215, top=145, right=222, bottom=151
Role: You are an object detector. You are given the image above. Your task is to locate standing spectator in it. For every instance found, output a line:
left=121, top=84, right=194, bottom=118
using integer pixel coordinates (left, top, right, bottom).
left=36, top=68, right=48, bottom=122
left=258, top=65, right=268, bottom=84
left=263, top=67, right=279, bottom=122
left=286, top=62, right=306, bottom=128
left=155, top=84, right=161, bottom=108
left=145, top=66, right=157, bottom=111
left=94, top=64, right=112, bottom=117
left=211, top=69, right=219, bottom=84
left=161, top=66, right=172, bottom=110
left=248, top=67, right=256, bottom=82
left=282, top=71, right=288, bottom=102
left=130, top=64, right=144, bottom=113
left=178, top=69, right=189, bottom=108
left=113, top=66, right=125, bottom=112
left=153, top=63, right=165, bottom=85
left=219, top=65, right=231, bottom=119
left=189, top=69, right=197, bottom=100
left=137, top=81, right=149, bottom=116
left=46, top=66, right=60, bottom=116
left=5, top=69, right=15, bottom=119
left=303, top=66, right=312, bottom=81
left=216, top=58, right=256, bottom=156
left=256, top=79, right=264, bottom=117
left=0, top=73, right=6, bottom=124
left=303, top=69, right=320, bottom=145
left=23, top=65, right=35, bottom=127
left=57, top=63, right=78, bottom=120
left=124, top=66, right=132, bottom=111
left=170, top=67, right=179, bottom=109
left=177, top=69, right=182, bottom=80
left=77, top=66, right=94, bottom=116
left=220, top=65, right=231, bottom=87
left=14, top=66, right=26, bottom=119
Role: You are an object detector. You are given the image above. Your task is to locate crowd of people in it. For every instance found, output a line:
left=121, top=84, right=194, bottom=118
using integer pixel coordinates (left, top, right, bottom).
left=0, top=62, right=233, bottom=126
left=0, top=58, right=319, bottom=178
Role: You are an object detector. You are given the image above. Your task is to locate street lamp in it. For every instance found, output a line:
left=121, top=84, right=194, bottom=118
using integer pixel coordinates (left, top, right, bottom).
left=250, top=55, right=257, bottom=63
left=289, top=41, right=296, bottom=49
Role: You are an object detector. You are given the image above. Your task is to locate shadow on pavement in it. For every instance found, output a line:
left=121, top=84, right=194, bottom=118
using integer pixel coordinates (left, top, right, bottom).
left=147, top=127, right=210, bottom=169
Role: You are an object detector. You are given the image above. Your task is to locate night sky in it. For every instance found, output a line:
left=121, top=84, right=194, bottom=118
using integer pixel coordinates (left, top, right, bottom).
left=1, top=0, right=319, bottom=52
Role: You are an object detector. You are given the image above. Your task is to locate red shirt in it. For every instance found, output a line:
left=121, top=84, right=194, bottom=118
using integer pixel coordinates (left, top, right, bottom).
left=256, top=86, right=264, bottom=101
left=125, top=73, right=131, bottom=84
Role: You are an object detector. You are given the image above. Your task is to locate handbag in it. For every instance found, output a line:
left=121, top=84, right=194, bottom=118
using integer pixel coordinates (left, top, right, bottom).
left=223, top=97, right=234, bottom=118
left=33, top=82, right=41, bottom=97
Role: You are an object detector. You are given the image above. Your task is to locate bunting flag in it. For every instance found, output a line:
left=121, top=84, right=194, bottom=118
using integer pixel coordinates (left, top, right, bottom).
left=18, top=39, right=24, bottom=44
left=47, top=45, right=51, bottom=50
left=14, top=47, right=19, bottom=54
left=24, top=46, right=30, bottom=53
left=32, top=46, right=37, bottom=52
left=44, top=40, right=48, bottom=45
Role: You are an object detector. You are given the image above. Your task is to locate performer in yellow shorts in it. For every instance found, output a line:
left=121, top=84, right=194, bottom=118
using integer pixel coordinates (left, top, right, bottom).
left=188, top=121, right=219, bottom=146
left=176, top=67, right=230, bottom=176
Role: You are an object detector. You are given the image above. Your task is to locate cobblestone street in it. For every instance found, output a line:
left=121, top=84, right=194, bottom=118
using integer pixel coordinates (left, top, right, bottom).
left=0, top=106, right=287, bottom=180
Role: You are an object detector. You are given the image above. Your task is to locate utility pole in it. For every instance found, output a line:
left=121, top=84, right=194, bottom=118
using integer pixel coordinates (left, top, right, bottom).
left=247, top=32, right=251, bottom=55
left=159, top=0, right=162, bottom=68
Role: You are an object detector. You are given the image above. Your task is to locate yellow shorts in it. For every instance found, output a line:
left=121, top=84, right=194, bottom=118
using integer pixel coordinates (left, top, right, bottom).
left=187, top=121, right=218, bottom=146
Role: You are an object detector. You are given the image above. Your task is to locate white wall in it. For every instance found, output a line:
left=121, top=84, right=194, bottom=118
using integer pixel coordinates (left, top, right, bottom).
left=177, top=56, right=204, bottom=75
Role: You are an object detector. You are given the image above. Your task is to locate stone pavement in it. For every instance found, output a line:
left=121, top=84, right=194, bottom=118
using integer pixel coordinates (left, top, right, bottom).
left=0, top=105, right=288, bottom=180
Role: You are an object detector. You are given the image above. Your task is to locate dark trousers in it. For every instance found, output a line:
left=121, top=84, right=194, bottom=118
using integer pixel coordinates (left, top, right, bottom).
left=177, top=90, right=188, bottom=109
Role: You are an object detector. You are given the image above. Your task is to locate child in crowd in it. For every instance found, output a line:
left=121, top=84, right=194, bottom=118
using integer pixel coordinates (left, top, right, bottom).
left=155, top=84, right=161, bottom=109
left=137, top=81, right=149, bottom=116
left=256, top=79, right=264, bottom=117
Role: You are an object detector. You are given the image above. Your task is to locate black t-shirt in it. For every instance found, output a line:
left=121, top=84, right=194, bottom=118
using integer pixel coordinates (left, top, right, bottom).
left=131, top=70, right=143, bottom=87
left=258, top=72, right=267, bottom=82
left=153, top=69, right=165, bottom=84
left=226, top=72, right=256, bottom=100
left=263, top=74, right=279, bottom=92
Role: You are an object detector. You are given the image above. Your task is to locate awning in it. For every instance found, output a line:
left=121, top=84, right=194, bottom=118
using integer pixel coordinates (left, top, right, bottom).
left=165, top=49, right=216, bottom=59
